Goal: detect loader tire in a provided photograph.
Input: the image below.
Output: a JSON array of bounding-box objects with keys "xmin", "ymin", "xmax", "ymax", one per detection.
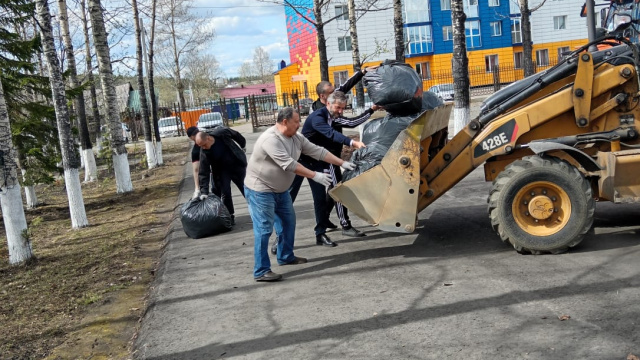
[{"xmin": 488, "ymin": 155, "xmax": 594, "ymax": 254}]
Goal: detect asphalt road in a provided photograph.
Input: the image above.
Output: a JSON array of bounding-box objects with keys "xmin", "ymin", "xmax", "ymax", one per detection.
[{"xmin": 134, "ymin": 118, "xmax": 640, "ymax": 360}]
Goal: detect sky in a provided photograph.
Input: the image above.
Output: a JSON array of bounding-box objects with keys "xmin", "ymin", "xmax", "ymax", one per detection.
[{"xmin": 194, "ymin": 0, "xmax": 291, "ymax": 79}]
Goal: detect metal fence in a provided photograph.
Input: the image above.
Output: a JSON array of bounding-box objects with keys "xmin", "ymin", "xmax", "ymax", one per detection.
[
  {"xmin": 122, "ymin": 61, "xmax": 564, "ymax": 136},
  {"xmin": 425, "ymin": 60, "xmax": 560, "ymax": 96}
]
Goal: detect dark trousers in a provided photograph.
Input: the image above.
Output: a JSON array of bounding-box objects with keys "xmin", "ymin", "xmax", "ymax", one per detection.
[
  {"xmin": 289, "ymin": 158, "xmax": 351, "ymax": 236},
  {"xmin": 199, "ymin": 154, "xmax": 245, "ymax": 215},
  {"xmin": 218, "ymin": 167, "xmax": 246, "ymax": 216}
]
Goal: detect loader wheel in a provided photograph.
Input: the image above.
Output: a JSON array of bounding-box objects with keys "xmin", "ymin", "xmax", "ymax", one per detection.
[{"xmin": 488, "ymin": 156, "xmax": 594, "ymax": 254}]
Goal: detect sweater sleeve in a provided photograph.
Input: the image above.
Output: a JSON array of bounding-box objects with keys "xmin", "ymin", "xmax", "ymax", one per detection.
[{"xmin": 299, "ymin": 135, "xmax": 329, "ymax": 161}]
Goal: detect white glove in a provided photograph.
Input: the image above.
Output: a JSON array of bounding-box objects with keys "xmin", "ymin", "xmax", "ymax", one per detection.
[
  {"xmin": 341, "ymin": 161, "xmax": 356, "ymax": 171},
  {"xmin": 192, "ymin": 189, "xmax": 201, "ymax": 200},
  {"xmin": 199, "ymin": 194, "xmax": 208, "ymax": 201},
  {"xmin": 311, "ymin": 171, "xmax": 332, "ymax": 187}
]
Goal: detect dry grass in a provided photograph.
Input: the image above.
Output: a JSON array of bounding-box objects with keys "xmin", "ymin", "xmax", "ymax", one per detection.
[{"xmin": 0, "ymin": 137, "xmax": 190, "ymax": 359}]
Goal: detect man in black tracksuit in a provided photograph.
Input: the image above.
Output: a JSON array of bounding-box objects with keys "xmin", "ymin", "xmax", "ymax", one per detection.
[
  {"xmin": 301, "ymin": 67, "xmax": 379, "ymax": 236},
  {"xmin": 195, "ymin": 127, "xmax": 247, "ymax": 225}
]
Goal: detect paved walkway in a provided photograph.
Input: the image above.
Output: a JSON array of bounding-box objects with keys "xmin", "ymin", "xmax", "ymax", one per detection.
[{"xmin": 133, "ymin": 105, "xmax": 640, "ymax": 359}]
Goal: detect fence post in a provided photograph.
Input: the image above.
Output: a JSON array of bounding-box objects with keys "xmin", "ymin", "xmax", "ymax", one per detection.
[
  {"xmin": 243, "ymin": 97, "xmax": 249, "ymax": 122},
  {"xmin": 249, "ymin": 95, "xmax": 258, "ymax": 129},
  {"xmin": 221, "ymin": 98, "xmax": 229, "ymax": 127},
  {"xmin": 493, "ymin": 65, "xmax": 501, "ymax": 92}
]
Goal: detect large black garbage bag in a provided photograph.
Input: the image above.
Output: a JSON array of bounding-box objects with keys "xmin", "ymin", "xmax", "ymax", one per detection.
[
  {"xmin": 180, "ymin": 195, "xmax": 232, "ymax": 239},
  {"xmin": 363, "ymin": 60, "xmax": 423, "ymax": 115},
  {"xmin": 343, "ymin": 93, "xmax": 444, "ymax": 181}
]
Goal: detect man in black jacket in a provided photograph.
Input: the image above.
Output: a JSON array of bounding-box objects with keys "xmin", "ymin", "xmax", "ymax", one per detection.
[{"xmin": 195, "ymin": 127, "xmax": 247, "ymax": 225}]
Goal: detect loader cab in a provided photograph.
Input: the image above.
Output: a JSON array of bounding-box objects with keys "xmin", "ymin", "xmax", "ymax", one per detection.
[{"xmin": 601, "ymin": 0, "xmax": 640, "ymax": 41}]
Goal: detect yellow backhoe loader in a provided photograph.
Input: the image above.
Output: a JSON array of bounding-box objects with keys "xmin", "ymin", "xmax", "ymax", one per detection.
[{"xmin": 330, "ymin": 27, "xmax": 640, "ymax": 254}]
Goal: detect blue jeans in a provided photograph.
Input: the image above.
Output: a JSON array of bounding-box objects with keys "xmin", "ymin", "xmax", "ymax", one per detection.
[{"xmin": 245, "ymin": 186, "xmax": 297, "ymax": 278}]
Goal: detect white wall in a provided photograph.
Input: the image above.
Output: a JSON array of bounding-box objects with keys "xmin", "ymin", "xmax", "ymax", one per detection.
[{"xmin": 322, "ymin": 0, "xmax": 396, "ymax": 68}]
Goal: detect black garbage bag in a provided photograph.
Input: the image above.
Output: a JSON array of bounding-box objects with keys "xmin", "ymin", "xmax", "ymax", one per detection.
[
  {"xmin": 363, "ymin": 60, "xmax": 423, "ymax": 115},
  {"xmin": 343, "ymin": 93, "xmax": 444, "ymax": 181},
  {"xmin": 180, "ymin": 195, "xmax": 233, "ymax": 239}
]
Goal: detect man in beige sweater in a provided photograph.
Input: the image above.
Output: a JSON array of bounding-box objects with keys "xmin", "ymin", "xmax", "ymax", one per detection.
[{"xmin": 245, "ymin": 107, "xmax": 355, "ymax": 282}]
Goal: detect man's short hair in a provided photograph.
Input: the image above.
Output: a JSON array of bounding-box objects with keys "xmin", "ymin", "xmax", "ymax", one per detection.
[
  {"xmin": 327, "ymin": 91, "xmax": 347, "ymax": 105},
  {"xmin": 195, "ymin": 131, "xmax": 210, "ymax": 143},
  {"xmin": 186, "ymin": 126, "xmax": 199, "ymax": 138},
  {"xmin": 276, "ymin": 107, "xmax": 299, "ymax": 123},
  {"xmin": 316, "ymin": 81, "xmax": 332, "ymax": 96}
]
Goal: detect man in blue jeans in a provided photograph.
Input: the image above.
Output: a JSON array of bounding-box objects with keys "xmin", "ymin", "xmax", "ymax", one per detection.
[{"xmin": 245, "ymin": 107, "xmax": 355, "ymax": 282}]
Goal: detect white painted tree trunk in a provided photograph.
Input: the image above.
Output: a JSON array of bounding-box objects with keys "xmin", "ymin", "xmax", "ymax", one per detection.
[
  {"xmin": 21, "ymin": 169, "xmax": 38, "ymax": 208},
  {"xmin": 155, "ymin": 142, "xmax": 164, "ymax": 165},
  {"xmin": 113, "ymin": 153, "xmax": 133, "ymax": 193},
  {"xmin": 145, "ymin": 141, "xmax": 158, "ymax": 168},
  {"xmin": 64, "ymin": 169, "xmax": 89, "ymax": 228},
  {"xmin": 95, "ymin": 134, "xmax": 103, "ymax": 151},
  {"xmin": 83, "ymin": 148, "xmax": 98, "ymax": 182},
  {"xmin": 453, "ymin": 107, "xmax": 471, "ymax": 136},
  {"xmin": 36, "ymin": 0, "xmax": 89, "ymax": 228},
  {"xmin": 0, "ymin": 77, "xmax": 32, "ymax": 263},
  {"xmin": 1, "ymin": 186, "xmax": 31, "ymax": 264},
  {"xmin": 88, "ymin": 0, "xmax": 133, "ymax": 193}
]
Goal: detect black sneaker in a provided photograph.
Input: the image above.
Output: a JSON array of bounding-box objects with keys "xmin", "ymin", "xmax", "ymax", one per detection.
[{"xmin": 342, "ymin": 227, "xmax": 366, "ymax": 237}]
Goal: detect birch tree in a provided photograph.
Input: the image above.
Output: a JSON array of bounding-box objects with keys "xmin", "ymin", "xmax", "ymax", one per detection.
[
  {"xmin": 264, "ymin": 0, "xmax": 389, "ymax": 81},
  {"xmin": 393, "ymin": 0, "xmax": 404, "ymax": 62},
  {"xmin": 156, "ymin": 0, "xmax": 214, "ymax": 111},
  {"xmin": 79, "ymin": 0, "xmax": 103, "ymax": 151},
  {"xmin": 253, "ymin": 47, "xmax": 274, "ymax": 83},
  {"xmin": 57, "ymin": 0, "xmax": 97, "ymax": 182},
  {"xmin": 132, "ymin": 0, "xmax": 156, "ymax": 168},
  {"xmin": 518, "ymin": 0, "xmax": 548, "ymax": 77},
  {"xmin": 147, "ymin": 0, "xmax": 163, "ymax": 165},
  {"xmin": 347, "ymin": 0, "xmax": 365, "ymax": 109},
  {"xmin": 88, "ymin": 0, "xmax": 134, "ymax": 193},
  {"xmin": 184, "ymin": 53, "xmax": 220, "ymax": 99},
  {"xmin": 35, "ymin": 0, "xmax": 89, "ymax": 228},
  {"xmin": 0, "ymin": 80, "xmax": 32, "ymax": 264},
  {"xmin": 451, "ymin": 0, "xmax": 471, "ymax": 135}
]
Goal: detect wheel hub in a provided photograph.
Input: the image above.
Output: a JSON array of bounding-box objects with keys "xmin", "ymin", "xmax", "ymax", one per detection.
[{"xmin": 528, "ymin": 195, "xmax": 554, "ymax": 220}]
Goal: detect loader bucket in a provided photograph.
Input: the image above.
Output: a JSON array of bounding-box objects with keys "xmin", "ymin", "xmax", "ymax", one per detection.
[{"xmin": 329, "ymin": 104, "xmax": 452, "ymax": 233}]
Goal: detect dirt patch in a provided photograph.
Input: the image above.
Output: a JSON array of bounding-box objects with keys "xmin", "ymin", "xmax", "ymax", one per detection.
[{"xmin": 0, "ymin": 137, "xmax": 190, "ymax": 359}]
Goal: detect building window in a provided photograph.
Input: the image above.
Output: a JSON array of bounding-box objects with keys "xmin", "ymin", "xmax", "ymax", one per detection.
[
  {"xmin": 335, "ymin": 5, "xmax": 348, "ymax": 20},
  {"xmin": 489, "ymin": 0, "xmax": 499, "ymax": 6},
  {"xmin": 403, "ymin": 0, "xmax": 430, "ymax": 23},
  {"xmin": 536, "ymin": 49, "xmax": 550, "ymax": 67},
  {"xmin": 338, "ymin": 36, "xmax": 352, "ymax": 52},
  {"xmin": 333, "ymin": 71, "xmax": 349, "ymax": 87},
  {"xmin": 465, "ymin": 20, "xmax": 481, "ymax": 49},
  {"xmin": 415, "ymin": 62, "xmax": 431, "ymax": 80},
  {"xmin": 554, "ymin": 15, "xmax": 567, "ymax": 30},
  {"xmin": 514, "ymin": 52, "xmax": 523, "ymax": 69},
  {"xmin": 464, "ymin": 0, "xmax": 478, "ymax": 17},
  {"xmin": 557, "ymin": 46, "xmax": 571, "ymax": 61},
  {"xmin": 490, "ymin": 21, "xmax": 502, "ymax": 36},
  {"xmin": 441, "ymin": 0, "xmax": 451, "ymax": 10},
  {"xmin": 443, "ymin": 26, "xmax": 453, "ymax": 41},
  {"xmin": 485, "ymin": 54, "xmax": 499, "ymax": 72},
  {"xmin": 404, "ymin": 25, "xmax": 433, "ymax": 55},
  {"xmin": 511, "ymin": 18, "xmax": 522, "ymax": 44}
]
